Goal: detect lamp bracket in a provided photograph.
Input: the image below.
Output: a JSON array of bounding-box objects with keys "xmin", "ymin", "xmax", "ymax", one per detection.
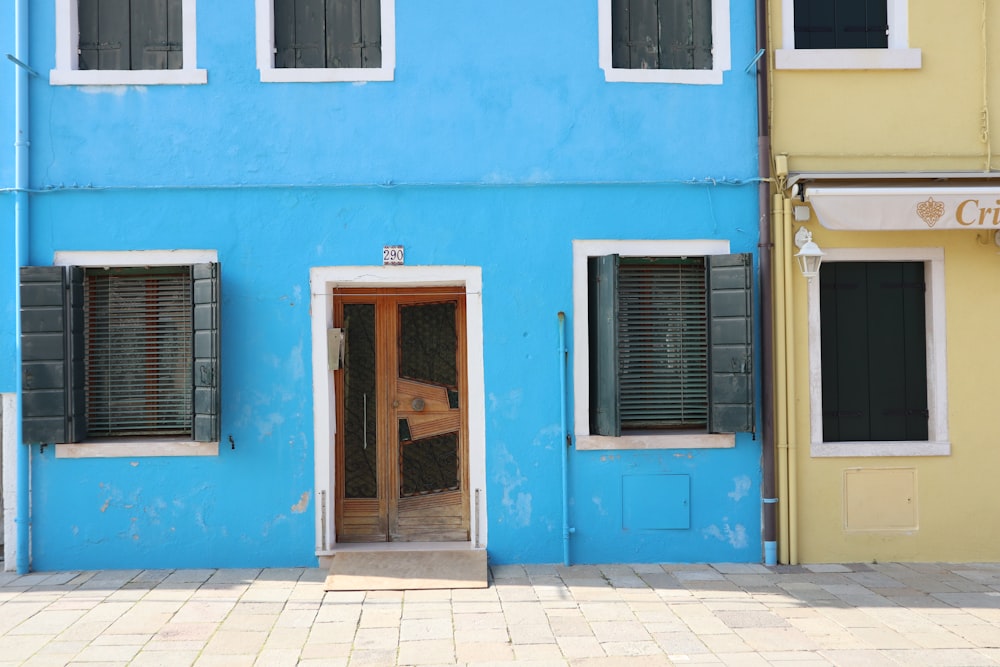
[{"xmin": 794, "ymin": 226, "xmax": 813, "ymax": 249}]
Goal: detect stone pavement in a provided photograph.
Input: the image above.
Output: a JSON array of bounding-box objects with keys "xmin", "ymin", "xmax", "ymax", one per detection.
[{"xmin": 1, "ymin": 562, "xmax": 1000, "ymax": 666}]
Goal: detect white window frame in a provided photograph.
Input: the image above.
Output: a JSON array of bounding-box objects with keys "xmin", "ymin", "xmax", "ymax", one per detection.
[
  {"xmin": 573, "ymin": 239, "xmax": 736, "ymax": 450},
  {"xmin": 775, "ymin": 0, "xmax": 921, "ymax": 70},
  {"xmin": 255, "ymin": 0, "xmax": 396, "ymax": 83},
  {"xmin": 309, "ymin": 265, "xmax": 486, "ymax": 555},
  {"xmin": 51, "ymin": 0, "xmax": 207, "ymax": 86},
  {"xmin": 51, "ymin": 249, "xmax": 219, "ymax": 458},
  {"xmin": 808, "ymin": 247, "xmax": 949, "ymax": 457},
  {"xmin": 597, "ymin": 0, "xmax": 731, "ymax": 85}
]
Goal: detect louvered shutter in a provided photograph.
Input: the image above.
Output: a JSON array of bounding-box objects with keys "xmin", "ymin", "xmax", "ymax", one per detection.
[
  {"xmin": 588, "ymin": 255, "xmax": 621, "ymax": 437},
  {"xmin": 21, "ymin": 266, "xmax": 86, "ymax": 444},
  {"xmin": 618, "ymin": 258, "xmax": 708, "ymax": 430},
  {"xmin": 192, "ymin": 263, "xmax": 221, "ymax": 442},
  {"xmin": 707, "ymin": 253, "xmax": 754, "ymax": 433}
]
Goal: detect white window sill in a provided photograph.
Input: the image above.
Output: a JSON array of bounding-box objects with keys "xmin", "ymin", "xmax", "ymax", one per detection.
[
  {"xmin": 810, "ymin": 440, "xmax": 950, "ymax": 458},
  {"xmin": 775, "ymin": 48, "xmax": 921, "ymax": 70},
  {"xmin": 601, "ymin": 67, "xmax": 723, "ymax": 85},
  {"xmin": 259, "ymin": 67, "xmax": 393, "ymax": 83},
  {"xmin": 576, "ymin": 433, "xmax": 735, "ymax": 451},
  {"xmin": 56, "ymin": 439, "xmax": 219, "ymax": 459},
  {"xmin": 50, "ymin": 69, "xmax": 208, "ymax": 86}
]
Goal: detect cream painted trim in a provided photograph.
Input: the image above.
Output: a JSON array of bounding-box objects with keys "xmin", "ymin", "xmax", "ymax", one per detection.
[
  {"xmin": 597, "ymin": 0, "xmax": 730, "ymax": 84},
  {"xmin": 51, "ymin": 0, "xmax": 206, "ymax": 86},
  {"xmin": 572, "ymin": 239, "xmax": 732, "ymax": 450},
  {"xmin": 309, "ymin": 266, "xmax": 486, "ymax": 555},
  {"xmin": 56, "ymin": 440, "xmax": 218, "ymax": 458},
  {"xmin": 776, "ymin": 0, "xmax": 920, "ymax": 70},
  {"xmin": 255, "ymin": 0, "xmax": 396, "ymax": 82},
  {"xmin": 576, "ymin": 433, "xmax": 734, "ymax": 450},
  {"xmin": 51, "ymin": 249, "xmax": 220, "ymax": 457},
  {"xmin": 775, "ymin": 48, "xmax": 920, "ymax": 70},
  {"xmin": 2, "ymin": 393, "xmax": 16, "ymax": 570},
  {"xmin": 54, "ymin": 249, "xmax": 217, "ymax": 267},
  {"xmin": 807, "ymin": 247, "xmax": 950, "ymax": 457}
]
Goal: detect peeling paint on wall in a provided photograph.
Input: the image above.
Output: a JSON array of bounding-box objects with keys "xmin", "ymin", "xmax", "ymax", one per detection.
[
  {"xmin": 728, "ymin": 476, "xmax": 751, "ymax": 502},
  {"xmin": 704, "ymin": 521, "xmax": 748, "ymax": 549},
  {"xmin": 291, "ymin": 492, "xmax": 310, "ymax": 514}
]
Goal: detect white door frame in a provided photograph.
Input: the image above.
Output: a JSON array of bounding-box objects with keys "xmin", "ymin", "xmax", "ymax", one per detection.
[{"xmin": 309, "ymin": 266, "xmax": 487, "ymax": 556}]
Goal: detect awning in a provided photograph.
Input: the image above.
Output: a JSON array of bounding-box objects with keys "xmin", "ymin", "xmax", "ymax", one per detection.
[{"xmin": 805, "ymin": 186, "xmax": 1000, "ymax": 231}]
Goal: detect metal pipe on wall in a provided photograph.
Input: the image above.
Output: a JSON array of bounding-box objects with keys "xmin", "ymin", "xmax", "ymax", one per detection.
[
  {"xmin": 14, "ymin": 0, "xmax": 32, "ymax": 575},
  {"xmin": 782, "ymin": 197, "xmax": 800, "ymax": 565},
  {"xmin": 558, "ymin": 312, "xmax": 574, "ymax": 566},
  {"xmin": 754, "ymin": 0, "xmax": 777, "ymax": 566},
  {"xmin": 772, "ymin": 194, "xmax": 791, "ymax": 565}
]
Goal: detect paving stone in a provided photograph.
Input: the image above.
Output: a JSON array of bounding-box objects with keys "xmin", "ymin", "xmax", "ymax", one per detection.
[
  {"xmin": 399, "ymin": 617, "xmax": 454, "ymax": 641},
  {"xmin": 397, "ymin": 638, "xmax": 456, "ymax": 664},
  {"xmin": 456, "ymin": 640, "xmax": 516, "ymax": 662}
]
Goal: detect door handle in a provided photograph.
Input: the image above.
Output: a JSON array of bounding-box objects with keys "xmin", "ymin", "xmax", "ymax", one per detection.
[{"xmin": 411, "ymin": 398, "xmax": 426, "ymax": 411}]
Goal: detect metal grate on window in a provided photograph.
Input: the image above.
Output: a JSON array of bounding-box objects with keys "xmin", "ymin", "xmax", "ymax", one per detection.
[
  {"xmin": 84, "ymin": 267, "xmax": 193, "ymax": 437},
  {"xmin": 618, "ymin": 258, "xmax": 708, "ymax": 430}
]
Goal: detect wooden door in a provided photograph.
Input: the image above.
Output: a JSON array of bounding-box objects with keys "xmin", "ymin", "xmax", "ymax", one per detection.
[{"xmin": 334, "ymin": 288, "xmax": 470, "ymax": 543}]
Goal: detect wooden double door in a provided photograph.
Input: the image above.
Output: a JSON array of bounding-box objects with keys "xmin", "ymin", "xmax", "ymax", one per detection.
[{"xmin": 334, "ymin": 288, "xmax": 470, "ymax": 543}]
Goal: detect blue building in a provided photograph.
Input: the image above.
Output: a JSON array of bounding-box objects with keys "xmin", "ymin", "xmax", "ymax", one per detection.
[{"xmin": 2, "ymin": 0, "xmax": 763, "ymax": 572}]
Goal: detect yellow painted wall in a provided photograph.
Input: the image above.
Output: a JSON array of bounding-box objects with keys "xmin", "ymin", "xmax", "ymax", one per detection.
[
  {"xmin": 770, "ymin": 0, "xmax": 999, "ymax": 172},
  {"xmin": 769, "ymin": 0, "xmax": 1000, "ymax": 562},
  {"xmin": 786, "ymin": 224, "xmax": 1000, "ymax": 562}
]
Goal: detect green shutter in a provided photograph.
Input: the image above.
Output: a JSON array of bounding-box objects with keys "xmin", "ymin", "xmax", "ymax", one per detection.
[
  {"xmin": 192, "ymin": 263, "xmax": 221, "ymax": 442},
  {"xmin": 821, "ymin": 262, "xmax": 926, "ymax": 442},
  {"xmin": 78, "ymin": 0, "xmax": 130, "ymax": 70},
  {"xmin": 274, "ymin": 0, "xmax": 298, "ymax": 67},
  {"xmin": 661, "ymin": 0, "xmax": 713, "ymax": 70},
  {"xmin": 588, "ymin": 255, "xmax": 620, "ymax": 437},
  {"xmin": 611, "ymin": 0, "xmax": 712, "ymax": 70},
  {"xmin": 21, "ymin": 266, "xmax": 86, "ymax": 445},
  {"xmin": 794, "ymin": 0, "xmax": 888, "ymax": 49},
  {"xmin": 328, "ymin": 0, "xmax": 382, "ymax": 68},
  {"xmin": 132, "ymin": 0, "xmax": 180, "ymax": 70},
  {"xmin": 706, "ymin": 254, "xmax": 754, "ymax": 434}
]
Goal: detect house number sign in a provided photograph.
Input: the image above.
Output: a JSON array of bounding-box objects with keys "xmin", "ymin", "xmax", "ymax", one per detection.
[{"xmin": 383, "ymin": 245, "xmax": 404, "ymax": 265}]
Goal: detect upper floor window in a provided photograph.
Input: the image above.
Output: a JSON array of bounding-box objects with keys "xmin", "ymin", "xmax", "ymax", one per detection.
[
  {"xmin": 776, "ymin": 0, "xmax": 921, "ymax": 70},
  {"xmin": 256, "ymin": 0, "xmax": 396, "ymax": 82},
  {"xmin": 793, "ymin": 0, "xmax": 887, "ymax": 49},
  {"xmin": 51, "ymin": 0, "xmax": 207, "ymax": 85},
  {"xmin": 598, "ymin": 0, "xmax": 731, "ymax": 84}
]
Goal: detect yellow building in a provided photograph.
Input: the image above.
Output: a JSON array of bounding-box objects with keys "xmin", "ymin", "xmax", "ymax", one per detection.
[{"xmin": 766, "ymin": 0, "xmax": 1000, "ymax": 563}]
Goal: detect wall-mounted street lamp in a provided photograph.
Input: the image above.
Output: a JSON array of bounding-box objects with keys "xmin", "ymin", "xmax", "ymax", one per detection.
[{"xmin": 793, "ymin": 227, "xmax": 824, "ymax": 280}]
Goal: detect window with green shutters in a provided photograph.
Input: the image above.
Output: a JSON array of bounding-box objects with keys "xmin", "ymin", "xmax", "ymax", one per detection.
[
  {"xmin": 819, "ymin": 261, "xmax": 928, "ymax": 442},
  {"xmin": 793, "ymin": 0, "xmax": 888, "ymax": 49},
  {"xmin": 20, "ymin": 264, "xmax": 220, "ymax": 445},
  {"xmin": 588, "ymin": 253, "xmax": 754, "ymax": 437},
  {"xmin": 273, "ymin": 0, "xmax": 382, "ymax": 69},
  {"xmin": 611, "ymin": 0, "xmax": 713, "ymax": 70},
  {"xmin": 78, "ymin": 0, "xmax": 184, "ymax": 70}
]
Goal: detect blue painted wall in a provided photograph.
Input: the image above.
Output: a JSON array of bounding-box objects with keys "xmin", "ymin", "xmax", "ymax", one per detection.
[{"xmin": 3, "ymin": 1, "xmax": 762, "ymax": 569}]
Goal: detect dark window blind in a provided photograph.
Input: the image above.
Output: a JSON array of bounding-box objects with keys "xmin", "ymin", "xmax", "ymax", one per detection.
[
  {"xmin": 84, "ymin": 267, "xmax": 193, "ymax": 437},
  {"xmin": 618, "ymin": 259, "xmax": 708, "ymax": 430}
]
